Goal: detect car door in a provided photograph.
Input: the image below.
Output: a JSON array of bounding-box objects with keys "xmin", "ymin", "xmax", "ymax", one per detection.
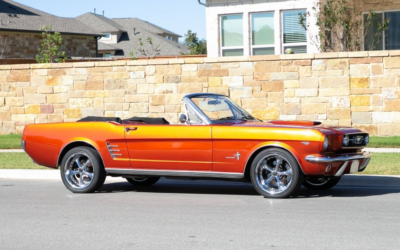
[{"xmin": 125, "ymin": 124, "xmax": 212, "ymax": 171}]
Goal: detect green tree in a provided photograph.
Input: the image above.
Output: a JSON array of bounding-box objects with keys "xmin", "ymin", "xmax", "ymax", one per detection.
[
  {"xmin": 35, "ymin": 25, "xmax": 67, "ymax": 63},
  {"xmin": 184, "ymin": 30, "xmax": 207, "ymax": 55},
  {"xmin": 299, "ymin": 0, "xmax": 389, "ymax": 52}
]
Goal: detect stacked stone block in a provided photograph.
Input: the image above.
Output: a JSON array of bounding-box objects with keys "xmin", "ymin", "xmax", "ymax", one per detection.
[{"xmin": 1, "ymin": 51, "xmax": 400, "ymax": 135}]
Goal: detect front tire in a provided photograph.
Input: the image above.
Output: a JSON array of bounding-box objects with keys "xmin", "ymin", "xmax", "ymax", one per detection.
[
  {"xmin": 60, "ymin": 146, "xmax": 106, "ymax": 193},
  {"xmin": 303, "ymin": 177, "xmax": 341, "ymax": 190},
  {"xmin": 126, "ymin": 177, "xmax": 160, "ymax": 186},
  {"xmin": 250, "ymin": 148, "xmax": 303, "ymax": 198}
]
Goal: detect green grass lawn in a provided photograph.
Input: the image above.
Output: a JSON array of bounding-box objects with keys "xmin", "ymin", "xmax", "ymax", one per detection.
[
  {"xmin": 0, "ymin": 153, "xmax": 49, "ymax": 170},
  {"xmin": 0, "ymin": 134, "xmax": 22, "ymax": 149},
  {"xmin": 357, "ymin": 153, "xmax": 400, "ymax": 176},
  {"xmin": 368, "ymin": 136, "xmax": 400, "ymax": 148},
  {"xmin": 0, "ymin": 152, "xmax": 399, "ymax": 175}
]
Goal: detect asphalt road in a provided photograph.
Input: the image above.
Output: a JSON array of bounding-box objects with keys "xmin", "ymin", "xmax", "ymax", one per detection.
[{"xmin": 1, "ymin": 178, "xmax": 400, "ymax": 250}]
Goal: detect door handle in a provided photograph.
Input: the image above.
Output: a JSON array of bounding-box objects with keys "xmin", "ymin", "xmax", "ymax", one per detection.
[{"xmin": 125, "ymin": 127, "xmax": 138, "ymax": 133}]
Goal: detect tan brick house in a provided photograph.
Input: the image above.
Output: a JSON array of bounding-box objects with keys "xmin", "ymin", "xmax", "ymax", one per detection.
[{"xmin": 0, "ymin": 0, "xmax": 103, "ymax": 59}]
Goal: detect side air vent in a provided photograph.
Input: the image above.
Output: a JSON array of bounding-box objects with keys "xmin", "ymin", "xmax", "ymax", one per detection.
[{"xmin": 107, "ymin": 142, "xmax": 121, "ymax": 159}]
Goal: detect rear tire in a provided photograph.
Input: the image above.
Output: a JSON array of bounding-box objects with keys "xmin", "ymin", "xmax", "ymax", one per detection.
[
  {"xmin": 303, "ymin": 177, "xmax": 341, "ymax": 190},
  {"xmin": 126, "ymin": 177, "xmax": 160, "ymax": 186},
  {"xmin": 60, "ymin": 146, "xmax": 106, "ymax": 193},
  {"xmin": 250, "ymin": 148, "xmax": 303, "ymax": 198}
]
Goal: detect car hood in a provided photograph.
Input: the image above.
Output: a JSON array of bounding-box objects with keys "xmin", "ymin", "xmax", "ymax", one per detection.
[{"xmin": 218, "ymin": 120, "xmax": 365, "ymax": 135}]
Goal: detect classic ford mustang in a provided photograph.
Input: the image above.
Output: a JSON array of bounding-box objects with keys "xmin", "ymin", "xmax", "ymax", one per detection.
[{"xmin": 21, "ymin": 93, "xmax": 371, "ymax": 198}]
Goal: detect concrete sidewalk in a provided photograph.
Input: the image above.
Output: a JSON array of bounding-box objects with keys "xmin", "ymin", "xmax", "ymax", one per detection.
[
  {"xmin": 0, "ymin": 169, "xmax": 399, "ymax": 188},
  {"xmin": 2, "ymin": 148, "xmax": 400, "ymax": 153}
]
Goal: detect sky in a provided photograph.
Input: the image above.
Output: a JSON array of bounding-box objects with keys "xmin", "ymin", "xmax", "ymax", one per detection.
[{"xmin": 14, "ymin": 0, "xmax": 207, "ymax": 41}]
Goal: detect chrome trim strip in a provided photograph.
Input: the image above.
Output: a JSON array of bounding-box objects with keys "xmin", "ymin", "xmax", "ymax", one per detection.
[
  {"xmin": 105, "ymin": 169, "xmax": 244, "ymax": 179},
  {"xmin": 57, "ymin": 141, "xmax": 105, "ymax": 168},
  {"xmin": 335, "ymin": 161, "xmax": 349, "ymax": 177},
  {"xmin": 305, "ymin": 152, "xmax": 372, "ymax": 163}
]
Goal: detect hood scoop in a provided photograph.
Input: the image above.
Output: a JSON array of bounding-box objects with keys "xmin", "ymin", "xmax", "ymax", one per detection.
[{"xmin": 268, "ymin": 120, "xmax": 322, "ymax": 126}]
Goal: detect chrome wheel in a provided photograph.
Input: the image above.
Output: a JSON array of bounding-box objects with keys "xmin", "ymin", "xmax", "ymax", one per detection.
[
  {"xmin": 64, "ymin": 153, "xmax": 94, "ymax": 190},
  {"xmin": 255, "ymin": 153, "xmax": 293, "ymax": 195}
]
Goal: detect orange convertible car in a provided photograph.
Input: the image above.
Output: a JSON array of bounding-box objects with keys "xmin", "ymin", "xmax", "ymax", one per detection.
[{"xmin": 22, "ymin": 93, "xmax": 371, "ymax": 198}]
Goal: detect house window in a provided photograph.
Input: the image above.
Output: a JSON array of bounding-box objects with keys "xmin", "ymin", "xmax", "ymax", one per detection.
[
  {"xmin": 251, "ymin": 12, "xmax": 275, "ymax": 55},
  {"xmin": 282, "ymin": 10, "xmax": 307, "ymax": 54},
  {"xmin": 105, "ymin": 53, "xmax": 111, "ymax": 58},
  {"xmin": 221, "ymin": 14, "xmax": 244, "ymax": 56},
  {"xmin": 365, "ymin": 11, "xmax": 400, "ymax": 50}
]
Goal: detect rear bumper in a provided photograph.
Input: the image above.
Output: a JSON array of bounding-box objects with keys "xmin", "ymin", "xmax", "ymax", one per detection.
[{"xmin": 305, "ymin": 152, "xmax": 372, "ymax": 176}]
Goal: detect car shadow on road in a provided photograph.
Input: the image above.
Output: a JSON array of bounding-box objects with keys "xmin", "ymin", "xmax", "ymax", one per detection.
[
  {"xmin": 99, "ymin": 179, "xmax": 260, "ymax": 196},
  {"xmin": 98, "ymin": 178, "xmax": 400, "ymax": 198}
]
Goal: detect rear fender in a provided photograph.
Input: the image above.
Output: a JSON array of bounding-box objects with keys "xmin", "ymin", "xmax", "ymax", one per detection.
[{"xmin": 57, "ymin": 138, "xmax": 104, "ymax": 168}]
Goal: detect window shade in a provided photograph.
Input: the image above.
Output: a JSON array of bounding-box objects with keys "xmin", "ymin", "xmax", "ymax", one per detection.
[
  {"xmin": 252, "ymin": 13, "xmax": 274, "ymax": 45},
  {"xmin": 283, "ymin": 10, "xmax": 307, "ymax": 44},
  {"xmin": 385, "ymin": 12, "xmax": 400, "ymax": 50},
  {"xmin": 221, "ymin": 15, "xmax": 243, "ymax": 47}
]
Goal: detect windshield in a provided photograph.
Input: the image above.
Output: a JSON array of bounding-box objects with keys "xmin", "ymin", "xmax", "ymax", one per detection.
[{"xmin": 190, "ymin": 95, "xmax": 259, "ymax": 123}]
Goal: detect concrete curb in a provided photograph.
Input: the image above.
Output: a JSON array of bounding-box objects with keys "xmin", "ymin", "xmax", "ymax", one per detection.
[
  {"xmin": 0, "ymin": 149, "xmax": 24, "ymax": 153},
  {"xmin": 1, "ymin": 170, "xmax": 399, "ymax": 188},
  {"xmin": 363, "ymin": 148, "xmax": 400, "ymax": 153}
]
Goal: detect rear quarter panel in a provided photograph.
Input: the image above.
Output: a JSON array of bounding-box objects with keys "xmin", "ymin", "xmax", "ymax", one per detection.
[{"xmin": 22, "ymin": 122, "xmax": 126, "ymax": 169}]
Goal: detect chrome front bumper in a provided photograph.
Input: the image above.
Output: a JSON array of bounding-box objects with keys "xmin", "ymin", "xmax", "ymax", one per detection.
[{"xmin": 305, "ymin": 152, "xmax": 372, "ymax": 176}]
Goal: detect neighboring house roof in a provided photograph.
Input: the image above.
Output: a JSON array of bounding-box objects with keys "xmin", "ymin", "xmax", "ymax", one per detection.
[
  {"xmin": 77, "ymin": 15, "xmax": 188, "ymax": 57},
  {"xmin": 0, "ymin": 0, "xmax": 103, "ymax": 36},
  {"xmin": 75, "ymin": 13, "xmax": 127, "ymax": 33},
  {"xmin": 98, "ymin": 43, "xmax": 119, "ymax": 51},
  {"xmin": 114, "ymin": 18, "xmax": 181, "ymax": 37}
]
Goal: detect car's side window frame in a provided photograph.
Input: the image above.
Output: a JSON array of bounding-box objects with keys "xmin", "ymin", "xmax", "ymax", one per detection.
[
  {"xmin": 184, "ymin": 105, "xmax": 204, "ymax": 125},
  {"xmin": 182, "ymin": 97, "xmax": 212, "ymax": 125}
]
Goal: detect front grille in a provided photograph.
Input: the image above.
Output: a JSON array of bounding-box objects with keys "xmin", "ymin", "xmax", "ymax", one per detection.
[{"xmin": 343, "ymin": 133, "xmax": 368, "ymax": 147}]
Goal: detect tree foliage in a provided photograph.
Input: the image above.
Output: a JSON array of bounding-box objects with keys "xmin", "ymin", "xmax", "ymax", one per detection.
[
  {"xmin": 35, "ymin": 25, "xmax": 67, "ymax": 63},
  {"xmin": 184, "ymin": 30, "xmax": 207, "ymax": 55},
  {"xmin": 130, "ymin": 37, "xmax": 161, "ymax": 59},
  {"xmin": 299, "ymin": 0, "xmax": 389, "ymax": 52}
]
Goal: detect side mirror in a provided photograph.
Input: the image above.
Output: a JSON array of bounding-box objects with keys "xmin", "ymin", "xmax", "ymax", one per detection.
[{"xmin": 179, "ymin": 114, "xmax": 187, "ymax": 124}]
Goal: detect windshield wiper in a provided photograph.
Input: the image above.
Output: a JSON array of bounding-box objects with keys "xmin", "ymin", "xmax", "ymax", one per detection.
[
  {"xmin": 216, "ymin": 117, "xmax": 235, "ymax": 121},
  {"xmin": 241, "ymin": 116, "xmax": 260, "ymax": 121}
]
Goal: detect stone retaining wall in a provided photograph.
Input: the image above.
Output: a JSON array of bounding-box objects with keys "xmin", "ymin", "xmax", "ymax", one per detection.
[{"xmin": 1, "ymin": 51, "xmax": 400, "ymax": 135}]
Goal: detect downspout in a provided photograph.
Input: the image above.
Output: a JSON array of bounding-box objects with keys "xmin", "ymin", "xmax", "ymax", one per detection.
[{"xmin": 197, "ymin": 0, "xmax": 206, "ymax": 6}]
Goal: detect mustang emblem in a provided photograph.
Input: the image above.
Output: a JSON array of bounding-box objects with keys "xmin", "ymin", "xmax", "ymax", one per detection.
[
  {"xmin": 226, "ymin": 152, "xmax": 241, "ymax": 161},
  {"xmin": 355, "ymin": 136, "xmax": 364, "ymax": 145}
]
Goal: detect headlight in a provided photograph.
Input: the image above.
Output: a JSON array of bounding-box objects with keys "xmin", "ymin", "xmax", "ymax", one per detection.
[
  {"xmin": 323, "ymin": 137, "xmax": 329, "ymax": 151},
  {"xmin": 364, "ymin": 135, "xmax": 369, "ymax": 145},
  {"xmin": 343, "ymin": 135, "xmax": 349, "ymax": 146}
]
